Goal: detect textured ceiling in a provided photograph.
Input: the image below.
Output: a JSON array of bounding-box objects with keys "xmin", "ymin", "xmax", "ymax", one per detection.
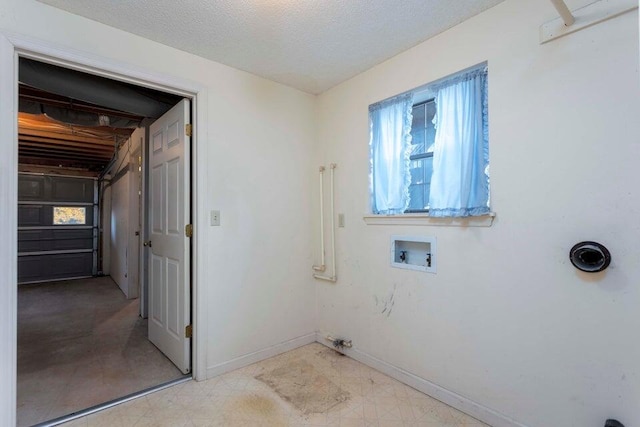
[{"xmin": 37, "ymin": 0, "xmax": 506, "ymax": 94}]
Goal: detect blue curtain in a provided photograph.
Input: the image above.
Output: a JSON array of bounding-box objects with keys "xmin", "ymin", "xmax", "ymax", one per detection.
[
  {"xmin": 429, "ymin": 68, "xmax": 489, "ymax": 217},
  {"xmin": 369, "ymin": 93, "xmax": 414, "ymax": 214}
]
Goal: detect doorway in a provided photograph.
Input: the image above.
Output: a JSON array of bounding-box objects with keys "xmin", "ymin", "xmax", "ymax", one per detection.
[{"xmin": 0, "ymin": 36, "xmax": 204, "ymax": 425}]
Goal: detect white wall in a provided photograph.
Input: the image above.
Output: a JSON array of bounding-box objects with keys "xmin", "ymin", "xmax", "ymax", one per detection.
[
  {"xmin": 108, "ymin": 128, "xmax": 143, "ymax": 299},
  {"xmin": 315, "ymin": 1, "xmax": 640, "ymax": 426},
  {"xmin": 1, "ymin": 0, "xmax": 317, "ymax": 384},
  {"xmin": 109, "ymin": 166, "xmax": 130, "ymax": 295}
]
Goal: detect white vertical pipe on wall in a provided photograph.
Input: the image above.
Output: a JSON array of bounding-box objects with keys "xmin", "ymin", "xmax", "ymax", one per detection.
[
  {"xmin": 314, "ymin": 163, "xmax": 337, "ymax": 282},
  {"xmin": 329, "ymin": 163, "xmax": 336, "ymax": 278},
  {"xmin": 550, "ymin": 0, "xmax": 576, "ymax": 26},
  {"xmin": 312, "ymin": 166, "xmax": 326, "ymax": 272}
]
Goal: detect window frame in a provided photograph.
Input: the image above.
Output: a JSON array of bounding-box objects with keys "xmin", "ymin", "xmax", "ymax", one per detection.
[{"xmin": 52, "ymin": 206, "xmax": 88, "ymax": 226}]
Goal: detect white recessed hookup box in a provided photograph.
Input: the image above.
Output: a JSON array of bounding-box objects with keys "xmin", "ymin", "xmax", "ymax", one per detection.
[{"xmin": 391, "ymin": 235, "xmax": 436, "ymax": 273}]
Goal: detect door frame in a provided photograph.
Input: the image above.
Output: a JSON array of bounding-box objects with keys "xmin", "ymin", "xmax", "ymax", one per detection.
[{"xmin": 0, "ymin": 31, "xmax": 209, "ymax": 426}]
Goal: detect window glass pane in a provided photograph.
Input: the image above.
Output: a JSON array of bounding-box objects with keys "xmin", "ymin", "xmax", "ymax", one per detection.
[
  {"xmin": 410, "ymin": 104, "xmax": 426, "ymax": 156},
  {"xmin": 408, "ymin": 100, "xmax": 435, "ymax": 212},
  {"xmin": 53, "ymin": 207, "xmax": 86, "ymax": 225},
  {"xmin": 408, "ymin": 184, "xmax": 425, "ymax": 211},
  {"xmin": 425, "ymin": 101, "xmax": 436, "ymax": 153},
  {"xmin": 409, "ymin": 158, "xmax": 425, "ymax": 185},
  {"xmin": 411, "ymin": 102, "xmax": 425, "ymax": 129},
  {"xmin": 422, "ymin": 156, "xmax": 433, "ymax": 206},
  {"xmin": 407, "ymin": 155, "xmax": 434, "ymax": 211},
  {"xmin": 410, "ymin": 129, "xmax": 425, "ymax": 156}
]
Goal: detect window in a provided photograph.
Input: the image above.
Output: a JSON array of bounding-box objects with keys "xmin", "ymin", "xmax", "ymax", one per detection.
[
  {"xmin": 369, "ymin": 65, "xmax": 489, "ymax": 217},
  {"xmin": 53, "ymin": 206, "xmax": 87, "ymax": 225},
  {"xmin": 407, "ymin": 100, "xmax": 436, "ymax": 212}
]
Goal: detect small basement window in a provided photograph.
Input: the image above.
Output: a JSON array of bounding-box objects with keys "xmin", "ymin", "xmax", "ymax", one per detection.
[{"xmin": 53, "ymin": 206, "xmax": 87, "ymax": 225}]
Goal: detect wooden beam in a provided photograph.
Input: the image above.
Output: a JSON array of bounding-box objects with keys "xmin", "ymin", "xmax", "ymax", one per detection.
[
  {"xmin": 19, "ymin": 155, "xmax": 107, "ymax": 165},
  {"xmin": 19, "ymin": 136, "xmax": 115, "ymax": 152},
  {"xmin": 18, "ymin": 157, "xmax": 106, "ymax": 170},
  {"xmin": 18, "ymin": 164, "xmax": 101, "ymax": 177},
  {"xmin": 19, "ymin": 141, "xmax": 114, "ymax": 157},
  {"xmin": 18, "ymin": 128, "xmax": 117, "ymax": 146},
  {"xmin": 19, "ymin": 148, "xmax": 111, "ymax": 161}
]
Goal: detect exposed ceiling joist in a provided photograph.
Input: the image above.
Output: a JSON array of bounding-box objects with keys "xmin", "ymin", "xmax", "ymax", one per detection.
[
  {"xmin": 19, "ymin": 142, "xmax": 113, "ymax": 157},
  {"xmin": 19, "ymin": 128, "xmax": 118, "ymax": 146},
  {"xmin": 19, "ymin": 154, "xmax": 109, "ymax": 166},
  {"xmin": 18, "ymin": 163, "xmax": 102, "ymax": 178},
  {"xmin": 18, "ymin": 136, "xmax": 115, "ymax": 152},
  {"xmin": 19, "ymin": 147, "xmax": 111, "ymax": 161},
  {"xmin": 18, "ymin": 112, "xmax": 121, "ymax": 171}
]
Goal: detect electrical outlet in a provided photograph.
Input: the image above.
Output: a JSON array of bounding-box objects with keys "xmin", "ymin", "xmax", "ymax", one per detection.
[{"xmin": 210, "ymin": 210, "xmax": 220, "ymax": 226}]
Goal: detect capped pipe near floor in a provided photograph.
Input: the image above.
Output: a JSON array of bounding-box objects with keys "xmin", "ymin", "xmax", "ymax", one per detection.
[{"xmin": 325, "ymin": 334, "xmax": 352, "ymax": 349}]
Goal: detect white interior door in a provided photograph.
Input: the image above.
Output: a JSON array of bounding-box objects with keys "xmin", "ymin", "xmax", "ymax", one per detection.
[{"xmin": 148, "ymin": 99, "xmax": 191, "ymax": 374}]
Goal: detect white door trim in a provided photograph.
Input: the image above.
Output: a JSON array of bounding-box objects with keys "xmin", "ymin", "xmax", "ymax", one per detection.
[
  {"xmin": 0, "ymin": 31, "xmax": 209, "ymax": 426},
  {"xmin": 0, "ymin": 31, "xmax": 19, "ymax": 427}
]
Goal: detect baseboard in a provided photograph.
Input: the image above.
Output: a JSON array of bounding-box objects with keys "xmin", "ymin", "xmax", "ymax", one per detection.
[
  {"xmin": 206, "ymin": 332, "xmax": 316, "ymax": 378},
  {"xmin": 315, "ymin": 333, "xmax": 527, "ymax": 427}
]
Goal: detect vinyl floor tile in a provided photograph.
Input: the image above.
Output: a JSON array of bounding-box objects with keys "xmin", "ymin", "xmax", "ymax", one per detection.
[{"xmin": 61, "ymin": 343, "xmax": 490, "ymax": 427}]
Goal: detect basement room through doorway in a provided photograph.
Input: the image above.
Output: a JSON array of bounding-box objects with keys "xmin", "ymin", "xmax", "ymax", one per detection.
[{"xmin": 16, "ymin": 58, "xmax": 193, "ymax": 426}]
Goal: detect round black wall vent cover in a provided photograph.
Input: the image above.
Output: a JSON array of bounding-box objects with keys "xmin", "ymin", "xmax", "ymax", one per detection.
[{"xmin": 570, "ymin": 241, "xmax": 611, "ymax": 273}]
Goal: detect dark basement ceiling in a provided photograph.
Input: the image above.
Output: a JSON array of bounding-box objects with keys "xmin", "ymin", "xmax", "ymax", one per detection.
[{"xmin": 18, "ymin": 58, "xmax": 182, "ymax": 171}]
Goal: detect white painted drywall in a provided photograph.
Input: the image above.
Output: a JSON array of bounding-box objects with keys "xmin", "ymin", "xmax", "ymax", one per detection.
[
  {"xmin": 0, "ymin": 0, "xmax": 317, "ymax": 398},
  {"xmin": 315, "ymin": 1, "xmax": 640, "ymax": 426},
  {"xmin": 108, "ymin": 128, "xmax": 143, "ymax": 299},
  {"xmin": 109, "ymin": 166, "xmax": 130, "ymax": 296}
]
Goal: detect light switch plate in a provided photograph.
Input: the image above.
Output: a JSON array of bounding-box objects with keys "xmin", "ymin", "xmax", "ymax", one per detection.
[{"xmin": 210, "ymin": 210, "xmax": 221, "ymax": 226}]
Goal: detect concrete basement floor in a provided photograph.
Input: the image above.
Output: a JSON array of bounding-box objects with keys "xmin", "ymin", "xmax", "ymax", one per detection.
[
  {"xmin": 17, "ymin": 276, "xmax": 185, "ymax": 426},
  {"xmin": 59, "ymin": 343, "xmax": 489, "ymax": 427}
]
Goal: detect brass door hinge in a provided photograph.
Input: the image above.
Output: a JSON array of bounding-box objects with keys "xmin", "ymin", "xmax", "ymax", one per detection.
[
  {"xmin": 185, "ymin": 123, "xmax": 192, "ymax": 137},
  {"xmin": 185, "ymin": 324, "xmax": 193, "ymax": 338},
  {"xmin": 185, "ymin": 224, "xmax": 193, "ymax": 238}
]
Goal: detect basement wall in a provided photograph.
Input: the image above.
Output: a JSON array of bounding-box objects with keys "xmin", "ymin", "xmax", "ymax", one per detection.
[
  {"xmin": 314, "ymin": 0, "xmax": 640, "ymax": 426},
  {"xmin": 107, "ymin": 127, "xmax": 143, "ymax": 299},
  {"xmin": 109, "ymin": 168, "xmax": 130, "ymax": 295}
]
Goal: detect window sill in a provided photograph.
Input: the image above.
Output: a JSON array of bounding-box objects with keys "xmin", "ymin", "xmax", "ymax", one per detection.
[{"xmin": 362, "ymin": 212, "xmax": 495, "ymax": 227}]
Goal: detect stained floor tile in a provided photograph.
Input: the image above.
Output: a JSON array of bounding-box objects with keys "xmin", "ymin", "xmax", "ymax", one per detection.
[{"xmin": 61, "ymin": 343, "xmax": 489, "ymax": 427}]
